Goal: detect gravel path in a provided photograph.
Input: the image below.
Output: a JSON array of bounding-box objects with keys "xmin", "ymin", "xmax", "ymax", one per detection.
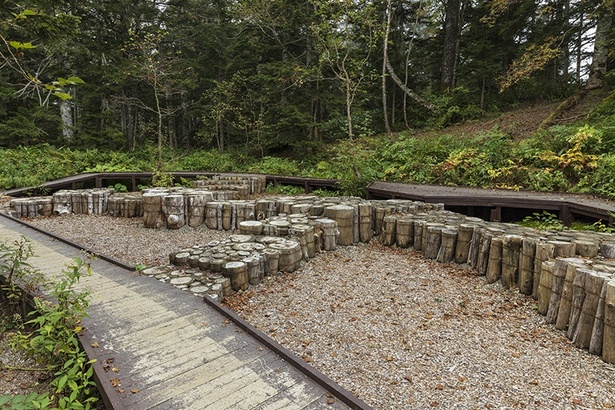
[{"xmin": 28, "ymin": 215, "xmax": 615, "ymax": 409}]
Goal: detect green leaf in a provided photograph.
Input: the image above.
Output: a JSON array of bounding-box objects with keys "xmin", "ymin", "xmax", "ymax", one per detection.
[
  {"xmin": 66, "ymin": 76, "xmax": 86, "ymax": 85},
  {"xmin": 53, "ymin": 91, "xmax": 72, "ymax": 100},
  {"xmin": 9, "ymin": 41, "xmax": 37, "ymax": 50}
]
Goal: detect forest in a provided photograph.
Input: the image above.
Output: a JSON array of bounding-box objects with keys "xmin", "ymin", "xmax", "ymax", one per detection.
[{"xmin": 0, "ymin": 0, "xmax": 614, "ymax": 196}]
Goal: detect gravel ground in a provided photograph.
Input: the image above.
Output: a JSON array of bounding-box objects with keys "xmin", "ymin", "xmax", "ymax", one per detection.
[{"xmin": 27, "ymin": 214, "xmax": 615, "ymax": 409}]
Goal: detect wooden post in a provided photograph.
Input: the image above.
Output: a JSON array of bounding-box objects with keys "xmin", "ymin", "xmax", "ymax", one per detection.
[
  {"xmin": 436, "ymin": 227, "xmax": 457, "ymax": 263},
  {"xmin": 224, "ymin": 261, "xmax": 249, "ymax": 291},
  {"xmin": 501, "ymin": 234, "xmax": 523, "ymax": 289},
  {"xmin": 455, "ymin": 224, "xmax": 474, "ymax": 264},
  {"xmin": 589, "ymin": 275, "xmax": 610, "ymax": 355},
  {"xmin": 573, "ymin": 270, "xmax": 605, "ymax": 350},
  {"xmin": 486, "ymin": 237, "xmax": 503, "ymax": 284},
  {"xmin": 519, "ymin": 237, "xmax": 537, "ymax": 295},
  {"xmin": 537, "ymin": 261, "xmax": 555, "ymax": 315},
  {"xmin": 533, "ymin": 242, "xmax": 554, "ymax": 300},
  {"xmin": 602, "ymin": 280, "xmax": 615, "ymax": 364},
  {"xmin": 380, "ymin": 215, "xmax": 397, "ymax": 247}
]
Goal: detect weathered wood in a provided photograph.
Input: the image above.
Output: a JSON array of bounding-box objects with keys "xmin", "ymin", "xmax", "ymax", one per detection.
[
  {"xmin": 486, "ymin": 237, "xmax": 503, "ymax": 284},
  {"xmin": 239, "ymin": 220, "xmax": 264, "ymax": 235},
  {"xmin": 455, "ymin": 224, "xmax": 474, "ymax": 264},
  {"xmin": 602, "ymin": 280, "xmax": 615, "ymax": 364},
  {"xmin": 546, "ymin": 258, "xmax": 569, "ymax": 324},
  {"xmin": 567, "ymin": 267, "xmax": 588, "ymax": 342},
  {"xmin": 600, "ymin": 242, "xmax": 615, "ymax": 259},
  {"xmin": 163, "ymin": 194, "xmax": 186, "ymax": 229},
  {"xmin": 537, "ymin": 261, "xmax": 555, "ymax": 315},
  {"xmin": 436, "ymin": 227, "xmax": 457, "ymax": 263},
  {"xmin": 263, "ymin": 248, "xmax": 280, "ymax": 275},
  {"xmin": 380, "ymin": 215, "xmax": 397, "ymax": 247},
  {"xmin": 373, "ymin": 206, "xmax": 390, "ymax": 237},
  {"xmin": 395, "ymin": 217, "xmax": 414, "ymax": 248},
  {"xmin": 467, "ymin": 227, "xmax": 483, "ymax": 269},
  {"xmin": 501, "ymin": 235, "xmax": 523, "ymax": 289},
  {"xmin": 324, "ymin": 205, "xmax": 355, "ymax": 246},
  {"xmin": 476, "ymin": 231, "xmax": 492, "ymax": 276},
  {"xmin": 574, "ymin": 240, "xmax": 599, "ymax": 258},
  {"xmin": 314, "ymin": 218, "xmax": 338, "ymax": 251},
  {"xmin": 424, "ymin": 225, "xmax": 442, "ymax": 259},
  {"xmin": 589, "ymin": 276, "xmax": 610, "ymax": 355},
  {"xmin": 143, "ymin": 192, "xmax": 166, "ymax": 229},
  {"xmin": 187, "ymin": 193, "xmax": 211, "ymax": 227},
  {"xmin": 573, "ymin": 270, "xmax": 605, "ymax": 350},
  {"xmin": 533, "ymin": 242, "xmax": 555, "ymax": 300},
  {"xmin": 551, "ymin": 240, "xmax": 576, "ymax": 258},
  {"xmin": 224, "ymin": 261, "xmax": 249, "ymax": 291},
  {"xmin": 358, "ymin": 202, "xmax": 374, "ymax": 243},
  {"xmin": 555, "ymin": 262, "xmax": 579, "ymax": 330},
  {"xmin": 413, "ymin": 220, "xmax": 425, "ymax": 251},
  {"xmin": 519, "ymin": 237, "xmax": 537, "ymax": 295}
]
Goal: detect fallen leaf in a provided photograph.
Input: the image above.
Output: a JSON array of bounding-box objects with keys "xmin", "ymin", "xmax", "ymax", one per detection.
[
  {"xmin": 385, "ymin": 356, "xmax": 394, "ymax": 362},
  {"xmin": 110, "ymin": 378, "xmax": 120, "ymax": 387},
  {"xmin": 431, "ymin": 401, "xmax": 439, "ymax": 407},
  {"xmin": 111, "ymin": 367, "xmax": 120, "ymax": 373},
  {"xmin": 130, "ymin": 388, "xmax": 140, "ymax": 394},
  {"xmin": 117, "ymin": 388, "xmax": 125, "ymax": 394},
  {"xmin": 327, "ymin": 398, "xmax": 335, "ymax": 404},
  {"xmin": 408, "ymin": 397, "xmax": 414, "ymax": 404},
  {"xmin": 91, "ymin": 342, "xmax": 99, "ymax": 348},
  {"xmin": 435, "ymin": 383, "xmax": 444, "ymax": 390},
  {"xmin": 572, "ymin": 398, "xmax": 582, "ymax": 405},
  {"xmin": 331, "ymin": 352, "xmax": 337, "ymax": 357},
  {"xmin": 258, "ymin": 347, "xmax": 264, "ymax": 351}
]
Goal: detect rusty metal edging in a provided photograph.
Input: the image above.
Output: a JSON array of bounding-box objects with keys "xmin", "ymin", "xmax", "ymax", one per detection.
[{"xmin": 202, "ymin": 294, "xmax": 373, "ymax": 410}]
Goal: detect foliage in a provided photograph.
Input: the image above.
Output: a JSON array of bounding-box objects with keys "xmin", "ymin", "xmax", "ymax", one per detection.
[
  {"xmin": 518, "ymin": 211, "xmax": 565, "ymax": 231},
  {"xmin": 248, "ymin": 156, "xmax": 301, "ymax": 176},
  {"xmin": 9, "ymin": 256, "xmax": 97, "ymax": 409},
  {"xmin": 266, "ymin": 184, "xmax": 305, "ymax": 196},
  {"xmin": 0, "ymin": 237, "xmax": 45, "ymax": 322}
]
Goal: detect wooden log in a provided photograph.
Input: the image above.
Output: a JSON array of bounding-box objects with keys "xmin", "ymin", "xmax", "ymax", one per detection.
[
  {"xmin": 546, "ymin": 258, "xmax": 569, "ymax": 324},
  {"xmin": 424, "ymin": 225, "xmax": 442, "ymax": 259},
  {"xmin": 163, "ymin": 194, "xmax": 185, "ymax": 229},
  {"xmin": 551, "ymin": 240, "xmax": 576, "ymax": 258},
  {"xmin": 290, "ymin": 224, "xmax": 311, "ymax": 260},
  {"xmin": 589, "ymin": 276, "xmax": 610, "ymax": 356},
  {"xmin": 602, "ymin": 280, "xmax": 615, "ymax": 364},
  {"xmin": 573, "ymin": 270, "xmax": 606, "ymax": 350},
  {"xmin": 486, "ymin": 237, "xmax": 503, "ymax": 284},
  {"xmin": 380, "ymin": 215, "xmax": 397, "ymax": 247},
  {"xmin": 53, "ymin": 191, "xmax": 72, "ymax": 215},
  {"xmin": 186, "ymin": 193, "xmax": 210, "ymax": 228},
  {"xmin": 174, "ymin": 252, "xmax": 190, "ymax": 266},
  {"xmin": 239, "ymin": 220, "xmax": 264, "ymax": 235},
  {"xmin": 501, "ymin": 234, "xmax": 523, "ymax": 289},
  {"xmin": 537, "ymin": 261, "xmax": 555, "ymax": 315},
  {"xmin": 224, "ymin": 261, "xmax": 249, "ymax": 291},
  {"xmin": 600, "ymin": 242, "xmax": 615, "ymax": 259},
  {"xmin": 143, "ymin": 192, "xmax": 166, "ymax": 229},
  {"xmin": 243, "ymin": 256, "xmax": 264, "ymax": 285},
  {"xmin": 270, "ymin": 241, "xmax": 302, "ymax": 272},
  {"xmin": 205, "ymin": 201, "xmax": 222, "ymax": 230},
  {"xmin": 373, "ymin": 206, "xmax": 390, "ymax": 237},
  {"xmin": 476, "ymin": 231, "xmax": 492, "ymax": 276},
  {"xmin": 455, "ymin": 224, "xmax": 475, "ymax": 264},
  {"xmin": 436, "ymin": 227, "xmax": 458, "ymax": 263},
  {"xmin": 467, "ymin": 226, "xmax": 483, "ymax": 269},
  {"xmin": 574, "ymin": 240, "xmax": 599, "ymax": 258},
  {"xmin": 555, "ymin": 261, "xmax": 580, "ymax": 330},
  {"xmin": 567, "ymin": 266, "xmax": 589, "ymax": 342},
  {"xmin": 263, "ymin": 248, "xmax": 280, "ymax": 275},
  {"xmin": 519, "ymin": 237, "xmax": 537, "ymax": 295},
  {"xmin": 314, "ymin": 218, "xmax": 338, "ymax": 251},
  {"xmin": 396, "ymin": 217, "xmax": 414, "ymax": 249},
  {"xmin": 324, "ymin": 205, "xmax": 355, "ymax": 246},
  {"xmin": 533, "ymin": 242, "xmax": 554, "ymax": 300},
  {"xmin": 270, "ymin": 219, "xmax": 291, "ymax": 237},
  {"xmin": 413, "ymin": 220, "xmax": 425, "ymax": 251},
  {"xmin": 222, "ymin": 202, "xmax": 232, "ymax": 230},
  {"xmin": 358, "ymin": 202, "xmax": 374, "ymax": 243}
]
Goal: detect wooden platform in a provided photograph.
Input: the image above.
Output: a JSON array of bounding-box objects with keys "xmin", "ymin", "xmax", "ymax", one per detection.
[
  {"xmin": 366, "ymin": 181, "xmax": 615, "ymax": 225},
  {"xmin": 3, "ymin": 172, "xmax": 338, "ymax": 197},
  {"xmin": 0, "ymin": 216, "xmax": 364, "ymax": 410}
]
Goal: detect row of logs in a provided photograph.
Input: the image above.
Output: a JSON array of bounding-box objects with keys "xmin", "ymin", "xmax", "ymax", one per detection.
[
  {"xmin": 374, "ymin": 210, "xmax": 615, "ymax": 364},
  {"xmin": 8, "ymin": 188, "xmax": 116, "ymax": 218},
  {"xmin": 192, "ymin": 174, "xmax": 267, "ymax": 195}
]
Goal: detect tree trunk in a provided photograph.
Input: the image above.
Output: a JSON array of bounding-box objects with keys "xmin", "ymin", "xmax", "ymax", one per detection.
[
  {"xmin": 386, "ymin": 60, "xmax": 436, "ymax": 111},
  {"xmin": 60, "ymin": 95, "xmax": 74, "ymax": 142},
  {"xmin": 586, "ymin": 2, "xmax": 612, "ymax": 90},
  {"xmin": 440, "ymin": 0, "xmax": 461, "ymax": 93},
  {"xmin": 382, "ymin": 0, "xmax": 393, "ymax": 135}
]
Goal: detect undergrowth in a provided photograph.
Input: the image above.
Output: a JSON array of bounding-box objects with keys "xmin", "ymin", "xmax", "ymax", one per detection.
[{"xmin": 0, "ymin": 237, "xmax": 98, "ymax": 409}]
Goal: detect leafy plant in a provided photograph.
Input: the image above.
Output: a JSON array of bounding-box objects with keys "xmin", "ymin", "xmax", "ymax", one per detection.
[
  {"xmin": 1, "ymin": 248, "xmax": 98, "ymax": 409},
  {"xmin": 0, "ymin": 237, "xmax": 46, "ymax": 322},
  {"xmin": 266, "ymin": 183, "xmax": 305, "ymax": 196},
  {"xmin": 518, "ymin": 211, "xmax": 564, "ymax": 231}
]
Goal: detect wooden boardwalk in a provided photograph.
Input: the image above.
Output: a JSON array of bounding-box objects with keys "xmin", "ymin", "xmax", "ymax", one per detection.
[
  {"xmin": 0, "ymin": 216, "xmax": 364, "ymax": 410},
  {"xmin": 367, "ymin": 181, "xmax": 615, "ymax": 225}
]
